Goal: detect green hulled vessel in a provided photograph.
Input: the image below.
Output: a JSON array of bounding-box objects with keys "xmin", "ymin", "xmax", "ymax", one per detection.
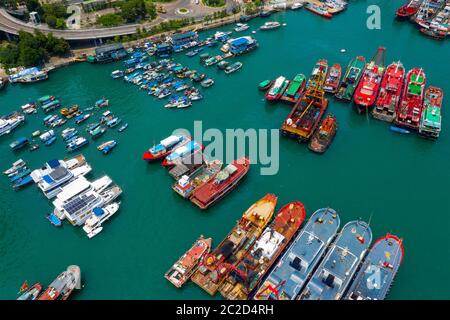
[{"xmin": 335, "ymin": 56, "xmax": 366, "ymax": 101}]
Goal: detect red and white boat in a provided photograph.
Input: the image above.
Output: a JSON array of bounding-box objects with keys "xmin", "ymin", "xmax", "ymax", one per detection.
[
  {"xmin": 353, "ymin": 47, "xmax": 386, "ymax": 113},
  {"xmin": 305, "ymin": 2, "xmax": 333, "ymax": 18},
  {"xmin": 142, "ymin": 133, "xmax": 191, "ymax": 161},
  {"xmin": 395, "ymin": 67, "xmax": 427, "ymax": 130},
  {"xmin": 161, "ymin": 140, "xmax": 203, "ymax": 167},
  {"xmin": 372, "ymin": 61, "xmax": 405, "ymax": 122}
]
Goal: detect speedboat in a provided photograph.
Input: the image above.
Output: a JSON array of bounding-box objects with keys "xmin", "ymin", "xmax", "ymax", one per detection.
[
  {"xmin": 95, "ymin": 98, "xmax": 109, "ymax": 108},
  {"xmin": 118, "ymin": 123, "xmax": 128, "ymax": 132},
  {"xmin": 98, "ymin": 140, "xmax": 117, "ymax": 154},
  {"xmin": 201, "ymin": 78, "xmax": 214, "ymax": 88},
  {"xmin": 234, "ymin": 23, "xmax": 249, "ymax": 32},
  {"xmin": 83, "ymin": 202, "xmax": 120, "ymax": 238},
  {"xmin": 106, "ymin": 117, "xmax": 122, "ymax": 128},
  {"xmin": 260, "ymin": 21, "xmax": 281, "ymax": 30},
  {"xmin": 111, "ymin": 70, "xmax": 124, "ymax": 78},
  {"xmin": 47, "ymin": 213, "xmax": 62, "ymax": 227},
  {"xmin": 66, "ymin": 137, "xmax": 89, "ymax": 153},
  {"xmin": 177, "ymin": 99, "xmax": 192, "ymax": 109},
  {"xmin": 75, "ymin": 113, "xmax": 91, "ymax": 124},
  {"xmin": 225, "ymin": 62, "xmax": 243, "ymax": 74}
]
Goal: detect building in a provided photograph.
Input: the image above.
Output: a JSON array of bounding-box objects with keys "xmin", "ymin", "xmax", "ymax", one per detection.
[
  {"xmin": 155, "ymin": 43, "xmax": 173, "ymax": 57},
  {"xmin": 88, "ymin": 43, "xmax": 127, "ymax": 63},
  {"xmin": 227, "ymin": 36, "xmax": 258, "ymax": 56},
  {"xmin": 170, "ymin": 31, "xmax": 199, "ymax": 50}
]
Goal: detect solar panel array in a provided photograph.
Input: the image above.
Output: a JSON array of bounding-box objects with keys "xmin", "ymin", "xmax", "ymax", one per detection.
[{"xmin": 63, "ymin": 193, "xmax": 97, "ymax": 217}]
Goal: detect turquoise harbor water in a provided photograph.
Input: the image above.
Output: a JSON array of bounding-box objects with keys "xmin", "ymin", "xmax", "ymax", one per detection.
[{"xmin": 0, "ymin": 2, "xmax": 449, "ymax": 299}]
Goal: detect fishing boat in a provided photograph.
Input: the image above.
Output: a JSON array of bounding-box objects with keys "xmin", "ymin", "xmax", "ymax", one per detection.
[
  {"xmin": 98, "ymin": 140, "xmax": 117, "ymax": 154},
  {"xmin": 83, "ymin": 202, "xmax": 120, "ymax": 238},
  {"xmin": 165, "ymin": 236, "xmax": 212, "ymax": 288},
  {"xmin": 345, "ymin": 234, "xmax": 404, "ymax": 300},
  {"xmin": 177, "ymin": 99, "xmax": 192, "ymax": 109},
  {"xmin": 258, "ymin": 80, "xmax": 273, "ymax": 91},
  {"xmin": 61, "ymin": 128, "xmax": 77, "ymax": 141},
  {"xmin": 190, "ymin": 157, "xmax": 250, "ymax": 210},
  {"xmin": 217, "ymin": 61, "xmax": 229, "ymax": 70},
  {"xmin": 192, "ymin": 72, "xmax": 206, "ymax": 82},
  {"xmin": 10, "ymin": 167, "xmax": 31, "ymax": 183},
  {"xmin": 254, "ymin": 208, "xmax": 340, "ymax": 300},
  {"xmin": 90, "ymin": 126, "xmax": 107, "ymax": 139},
  {"xmin": 191, "ymin": 194, "xmax": 278, "ymax": 295},
  {"xmin": 372, "ymin": 61, "xmax": 405, "ymax": 122},
  {"xmin": 305, "ymin": 2, "xmax": 333, "ymax": 18},
  {"xmin": 306, "ymin": 59, "xmax": 328, "ymax": 90},
  {"xmin": 10, "ymin": 137, "xmax": 29, "ymax": 151},
  {"xmin": 118, "ymin": 123, "xmax": 128, "ymax": 132},
  {"xmin": 291, "ymin": 2, "xmax": 304, "ymax": 10},
  {"xmin": 30, "ymin": 144, "xmax": 40, "ymax": 152},
  {"xmin": 354, "ymin": 47, "xmax": 386, "ymax": 113},
  {"xmin": 21, "ymin": 103, "xmax": 36, "ymax": 114},
  {"xmin": 419, "ymin": 86, "xmax": 444, "ymax": 139},
  {"xmin": 75, "ymin": 113, "xmax": 91, "ymax": 124},
  {"xmin": 0, "ymin": 112, "xmax": 25, "ymax": 137},
  {"xmin": 266, "ymin": 76, "xmax": 289, "ymax": 101},
  {"xmin": 186, "ymin": 49, "xmax": 201, "ymax": 57},
  {"xmin": 396, "ymin": 0, "xmax": 423, "ymax": 19},
  {"xmin": 224, "ymin": 62, "xmax": 243, "ymax": 74},
  {"xmin": 298, "ymin": 220, "xmax": 373, "ymax": 300},
  {"xmin": 41, "ymin": 99, "xmax": 61, "ymax": 113},
  {"xmin": 201, "ymin": 78, "xmax": 215, "ymax": 88},
  {"xmin": 142, "ymin": 133, "xmax": 191, "ymax": 161},
  {"xmin": 38, "ymin": 265, "xmax": 81, "ymax": 300},
  {"xmin": 60, "ymin": 105, "xmax": 79, "ymax": 118},
  {"xmin": 324, "ymin": 64, "xmax": 342, "ymax": 93},
  {"xmin": 4, "ymin": 159, "xmax": 26, "ymax": 175},
  {"xmin": 45, "ymin": 135, "xmax": 57, "ymax": 146},
  {"xmin": 281, "ymin": 74, "xmax": 306, "ymax": 104},
  {"xmin": 106, "ymin": 117, "xmax": 122, "ymax": 128},
  {"xmin": 395, "ymin": 68, "xmax": 426, "ymax": 130},
  {"xmin": 66, "ymin": 137, "xmax": 89, "ymax": 153},
  {"xmin": 12, "ymin": 175, "xmax": 33, "ymax": 190},
  {"xmin": 260, "ymin": 21, "xmax": 281, "ymax": 30},
  {"xmin": 281, "ymin": 68, "xmax": 329, "ymax": 142},
  {"xmin": 308, "ymin": 114, "xmax": 338, "ymax": 153},
  {"xmin": 172, "ymin": 160, "xmax": 223, "ymax": 198},
  {"xmin": 47, "ymin": 213, "xmax": 62, "ymax": 227},
  {"xmin": 17, "ymin": 282, "xmax": 42, "ymax": 300},
  {"xmin": 335, "ymin": 56, "xmax": 367, "ymax": 100},
  {"xmin": 162, "ymin": 141, "xmax": 202, "ymax": 167},
  {"xmin": 234, "ymin": 23, "xmax": 249, "ymax": 32},
  {"xmin": 219, "ymin": 202, "xmax": 306, "ymax": 300},
  {"xmin": 390, "ymin": 125, "xmax": 411, "ymax": 134},
  {"xmin": 111, "ymin": 70, "xmax": 124, "ymax": 78}
]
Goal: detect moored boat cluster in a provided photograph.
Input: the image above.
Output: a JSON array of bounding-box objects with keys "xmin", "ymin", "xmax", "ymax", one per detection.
[
  {"xmin": 142, "ymin": 133, "xmax": 250, "ymax": 209},
  {"xmin": 260, "ymin": 46, "xmax": 444, "ymax": 146},
  {"xmin": 3, "ymin": 94, "xmax": 125, "ymax": 156},
  {"xmin": 3, "ymin": 154, "xmax": 122, "ymax": 238},
  {"xmin": 166, "ymin": 195, "xmax": 404, "ymax": 300},
  {"xmin": 396, "ymin": 0, "xmax": 450, "ymax": 39}
]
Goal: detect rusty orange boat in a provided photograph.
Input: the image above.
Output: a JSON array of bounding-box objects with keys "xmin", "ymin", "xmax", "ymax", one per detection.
[
  {"xmin": 308, "ymin": 114, "xmax": 337, "ymax": 153},
  {"xmin": 190, "ymin": 194, "xmax": 277, "ymax": 295},
  {"xmin": 218, "ymin": 201, "xmax": 306, "ymax": 300}
]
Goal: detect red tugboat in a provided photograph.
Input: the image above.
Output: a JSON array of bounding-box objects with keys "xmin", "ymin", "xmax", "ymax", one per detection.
[
  {"xmin": 219, "ymin": 202, "xmax": 306, "ymax": 300},
  {"xmin": 165, "ymin": 236, "xmax": 212, "ymax": 288},
  {"xmin": 353, "ymin": 47, "xmax": 386, "ymax": 113},
  {"xmin": 396, "ymin": 0, "xmax": 423, "ymax": 19},
  {"xmin": 190, "ymin": 157, "xmax": 250, "ymax": 209},
  {"xmin": 308, "ymin": 114, "xmax": 338, "ymax": 153},
  {"xmin": 395, "ymin": 68, "xmax": 427, "ymax": 130},
  {"xmin": 372, "ymin": 61, "xmax": 405, "ymax": 122}
]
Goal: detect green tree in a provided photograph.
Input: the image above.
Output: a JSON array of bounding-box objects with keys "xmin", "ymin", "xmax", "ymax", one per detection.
[
  {"xmin": 0, "ymin": 43, "xmax": 20, "ymax": 67},
  {"xmin": 120, "ymin": 0, "xmax": 147, "ymax": 22},
  {"xmin": 97, "ymin": 13, "xmax": 124, "ymax": 27}
]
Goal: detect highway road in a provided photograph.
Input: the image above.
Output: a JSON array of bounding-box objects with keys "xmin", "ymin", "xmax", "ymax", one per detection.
[{"xmin": 0, "ymin": 8, "xmax": 139, "ymax": 41}]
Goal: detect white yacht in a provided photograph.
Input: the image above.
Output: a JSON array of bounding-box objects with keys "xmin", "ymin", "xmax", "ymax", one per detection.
[
  {"xmin": 0, "ymin": 113, "xmax": 25, "ymax": 136},
  {"xmin": 234, "ymin": 23, "xmax": 249, "ymax": 32},
  {"xmin": 53, "ymin": 175, "xmax": 113, "ymax": 226},
  {"xmin": 83, "ymin": 202, "xmax": 121, "ymax": 238},
  {"xmin": 31, "ymin": 155, "xmax": 92, "ymax": 199}
]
